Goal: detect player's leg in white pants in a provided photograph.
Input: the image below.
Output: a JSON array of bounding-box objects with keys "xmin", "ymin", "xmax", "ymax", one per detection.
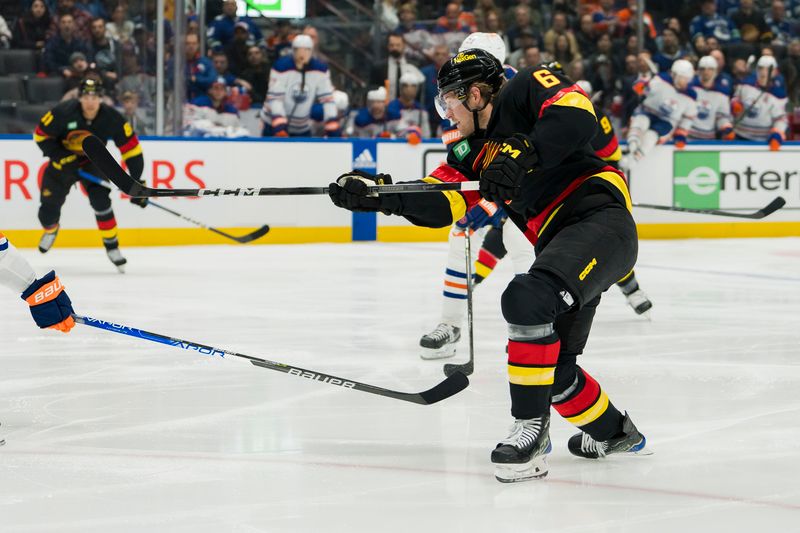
[{"xmin": 502, "ymin": 220, "xmax": 536, "ymax": 275}]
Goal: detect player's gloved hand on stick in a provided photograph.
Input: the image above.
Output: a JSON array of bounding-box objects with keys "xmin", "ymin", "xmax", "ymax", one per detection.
[
  {"xmin": 673, "ymin": 133, "xmax": 687, "ymax": 149},
  {"xmin": 328, "ymin": 170, "xmax": 403, "ymax": 215},
  {"xmin": 480, "ymin": 134, "xmax": 538, "ymax": 202},
  {"xmin": 21, "ymin": 271, "xmax": 75, "ymax": 332},
  {"xmin": 130, "ymin": 179, "xmax": 149, "ymax": 208},
  {"xmin": 720, "ymin": 127, "xmax": 735, "ymax": 141},
  {"xmin": 455, "ymin": 199, "xmax": 501, "ymax": 232}
]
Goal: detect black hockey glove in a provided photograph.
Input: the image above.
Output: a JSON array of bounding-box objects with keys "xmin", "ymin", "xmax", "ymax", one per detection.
[
  {"xmin": 328, "ymin": 170, "xmax": 403, "ymax": 215},
  {"xmin": 479, "ymin": 134, "xmax": 539, "ymax": 203},
  {"xmin": 51, "ymin": 153, "xmax": 81, "ymax": 172},
  {"xmin": 129, "ymin": 180, "xmax": 149, "ymax": 208}
]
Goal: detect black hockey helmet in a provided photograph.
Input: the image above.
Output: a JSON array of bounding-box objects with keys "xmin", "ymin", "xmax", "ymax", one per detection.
[
  {"xmin": 436, "ymin": 49, "xmax": 504, "ymax": 116},
  {"xmin": 79, "ymin": 77, "xmax": 104, "ymax": 97}
]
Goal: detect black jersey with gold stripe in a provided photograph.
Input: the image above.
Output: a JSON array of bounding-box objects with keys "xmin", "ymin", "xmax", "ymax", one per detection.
[
  {"xmin": 591, "ymin": 108, "xmax": 622, "ymax": 167},
  {"xmin": 33, "ymin": 99, "xmax": 144, "ymax": 181},
  {"xmin": 397, "ymin": 65, "xmax": 631, "ymax": 244}
]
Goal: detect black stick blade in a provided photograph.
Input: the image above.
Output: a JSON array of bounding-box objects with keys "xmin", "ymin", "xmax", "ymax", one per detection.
[
  {"xmin": 443, "ymin": 361, "xmax": 474, "ymax": 377},
  {"xmin": 757, "ymin": 197, "xmax": 786, "ymax": 219},
  {"xmin": 82, "ymin": 135, "xmax": 141, "ymax": 195},
  {"xmin": 417, "ymin": 371, "xmax": 469, "ymax": 404},
  {"xmin": 234, "ymin": 224, "xmax": 271, "ymax": 243}
]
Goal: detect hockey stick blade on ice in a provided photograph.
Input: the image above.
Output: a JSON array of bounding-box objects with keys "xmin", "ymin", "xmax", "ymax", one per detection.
[
  {"xmin": 74, "ymin": 314, "xmax": 469, "ymax": 405},
  {"xmin": 633, "ymin": 197, "xmax": 785, "ymax": 219},
  {"xmin": 78, "ymin": 170, "xmax": 271, "ymax": 243},
  {"xmin": 82, "ymin": 135, "xmax": 480, "ymax": 198}
]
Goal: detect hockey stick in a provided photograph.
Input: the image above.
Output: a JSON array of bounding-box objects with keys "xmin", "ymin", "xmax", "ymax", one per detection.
[
  {"xmin": 78, "ymin": 170, "xmax": 271, "ymax": 243},
  {"xmin": 82, "ymin": 135, "xmax": 480, "ymax": 198},
  {"xmin": 73, "ymin": 314, "xmax": 469, "ymax": 405},
  {"xmin": 633, "ymin": 197, "xmax": 785, "ymax": 219},
  {"xmin": 443, "ymin": 232, "xmax": 475, "ymax": 377}
]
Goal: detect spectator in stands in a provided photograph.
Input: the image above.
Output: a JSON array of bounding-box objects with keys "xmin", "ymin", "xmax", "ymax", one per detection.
[
  {"xmin": 473, "ymin": 0, "xmax": 499, "ymax": 31},
  {"xmin": 787, "ymin": 38, "xmax": 800, "ymax": 101},
  {"xmin": 544, "ymin": 12, "xmax": 577, "ymax": 57},
  {"xmin": 434, "ymin": 2, "xmax": 472, "ymax": 54},
  {"xmin": 396, "ymin": 4, "xmax": 431, "ymax": 64},
  {"xmin": 504, "ymin": 0, "xmax": 542, "ymax": 34},
  {"xmin": 377, "ymin": 0, "xmax": 400, "ymax": 32},
  {"xmin": 653, "ymin": 27, "xmax": 688, "ymax": 73},
  {"xmin": 208, "ymin": 0, "xmax": 263, "ymax": 51},
  {"xmin": 616, "ymin": 0, "xmax": 657, "ymax": 40},
  {"xmin": 118, "ymin": 50, "xmax": 156, "ymax": 108},
  {"xmin": 766, "ymin": 0, "xmax": 797, "ymax": 46},
  {"xmin": 0, "ymin": 15, "xmax": 11, "ymax": 48},
  {"xmin": 575, "ymin": 13, "xmax": 597, "ymax": 57},
  {"xmin": 507, "ymin": 6, "xmax": 538, "ymax": 52},
  {"xmin": 482, "ymin": 10, "xmax": 507, "ymax": 45},
  {"xmin": 62, "ymin": 51, "xmax": 89, "ymax": 93},
  {"xmin": 520, "ymin": 44, "xmax": 542, "ymax": 70},
  {"xmin": 239, "ymin": 45, "xmax": 270, "ymax": 105},
  {"xmin": 710, "ymin": 49, "xmax": 734, "ymax": 87},
  {"xmin": 51, "ymin": 0, "xmax": 93, "ymax": 42},
  {"xmin": 266, "ymin": 20, "xmax": 296, "ymax": 61},
  {"xmin": 106, "ymin": 4, "xmax": 134, "ymax": 48},
  {"xmin": 191, "ymin": 77, "xmax": 238, "ymax": 115},
  {"xmin": 552, "ymin": 32, "xmax": 581, "ymax": 65},
  {"xmin": 79, "ymin": 0, "xmax": 107, "ymax": 19},
  {"xmin": 118, "ymin": 90, "xmax": 153, "ymax": 135},
  {"xmin": 224, "ymin": 22, "xmax": 253, "ymax": 76},
  {"xmin": 350, "ymin": 86, "xmax": 400, "ymax": 138},
  {"xmin": 43, "ymin": 13, "xmax": 89, "ymax": 77},
  {"xmin": 507, "ymin": 35, "xmax": 540, "ymax": 69},
  {"xmin": 421, "ymin": 44, "xmax": 449, "ymax": 135},
  {"xmin": 369, "ymin": 33, "xmax": 424, "ymax": 101},
  {"xmin": 212, "ymin": 50, "xmax": 252, "ymax": 93},
  {"xmin": 592, "ymin": 0, "xmax": 619, "ymax": 36},
  {"xmin": 185, "ymin": 32, "xmax": 217, "ymax": 100},
  {"xmin": 12, "ymin": 0, "xmax": 52, "ymax": 54},
  {"xmin": 691, "ymin": 0, "xmax": 741, "ymax": 44},
  {"xmin": 387, "ymin": 71, "xmax": 431, "ymax": 140},
  {"xmin": 732, "ymin": 0, "xmax": 771, "ymax": 43},
  {"xmin": 88, "ymin": 18, "xmax": 120, "ymax": 89}
]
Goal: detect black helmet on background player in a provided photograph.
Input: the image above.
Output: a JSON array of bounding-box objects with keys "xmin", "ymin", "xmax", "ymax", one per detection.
[
  {"xmin": 435, "ymin": 48, "xmax": 505, "ymax": 125},
  {"xmin": 79, "ymin": 77, "xmax": 104, "ymax": 97}
]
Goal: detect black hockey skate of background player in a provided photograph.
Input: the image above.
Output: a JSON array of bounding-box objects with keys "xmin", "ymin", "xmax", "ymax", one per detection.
[
  {"xmin": 329, "ymin": 49, "xmax": 649, "ymax": 482},
  {"xmin": 33, "ymin": 78, "xmax": 146, "ymax": 271}
]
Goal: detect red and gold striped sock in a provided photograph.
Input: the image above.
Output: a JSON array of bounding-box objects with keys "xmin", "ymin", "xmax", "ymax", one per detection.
[
  {"xmin": 552, "ymin": 366, "xmax": 623, "ymax": 441},
  {"xmin": 508, "ymin": 336, "xmax": 560, "ymax": 419}
]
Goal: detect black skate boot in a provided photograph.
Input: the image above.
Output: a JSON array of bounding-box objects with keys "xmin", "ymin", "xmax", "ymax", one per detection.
[
  {"xmin": 419, "ymin": 323, "xmax": 460, "ymax": 360},
  {"xmin": 38, "ymin": 225, "xmax": 59, "ymax": 254},
  {"xmin": 491, "ymin": 415, "xmax": 552, "ymax": 482},
  {"xmin": 568, "ymin": 413, "xmax": 650, "ymax": 459},
  {"xmin": 106, "ymin": 247, "xmax": 127, "ymax": 273}
]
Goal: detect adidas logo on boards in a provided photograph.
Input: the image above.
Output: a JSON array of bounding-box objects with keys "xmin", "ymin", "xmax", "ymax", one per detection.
[{"xmin": 353, "ymin": 148, "xmax": 377, "ymax": 169}]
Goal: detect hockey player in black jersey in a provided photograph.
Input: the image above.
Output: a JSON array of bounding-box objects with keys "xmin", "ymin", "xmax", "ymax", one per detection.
[
  {"xmin": 329, "ymin": 50, "xmax": 649, "ymax": 482},
  {"xmin": 33, "ymin": 78, "xmax": 147, "ymax": 272}
]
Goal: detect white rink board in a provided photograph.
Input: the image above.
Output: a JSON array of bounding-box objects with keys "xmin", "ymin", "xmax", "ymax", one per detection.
[{"xmin": 2, "ymin": 136, "xmax": 799, "ymax": 235}]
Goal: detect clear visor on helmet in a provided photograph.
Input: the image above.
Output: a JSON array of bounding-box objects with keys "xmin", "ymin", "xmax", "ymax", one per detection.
[{"xmin": 434, "ymin": 89, "xmax": 465, "ymax": 119}]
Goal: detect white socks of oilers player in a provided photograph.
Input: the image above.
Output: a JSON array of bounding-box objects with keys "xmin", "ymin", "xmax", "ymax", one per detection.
[{"xmin": 419, "ymin": 227, "xmax": 485, "ymax": 359}]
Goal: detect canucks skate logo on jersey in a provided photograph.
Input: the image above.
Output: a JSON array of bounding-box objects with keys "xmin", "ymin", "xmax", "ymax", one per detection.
[{"xmin": 290, "ymin": 83, "xmax": 309, "ymax": 103}]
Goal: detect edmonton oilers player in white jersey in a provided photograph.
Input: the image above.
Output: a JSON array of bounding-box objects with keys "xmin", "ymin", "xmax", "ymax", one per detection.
[
  {"xmin": 419, "ymin": 32, "xmax": 535, "ymax": 360},
  {"xmin": 689, "ymin": 55, "xmax": 734, "ymax": 141},
  {"xmin": 732, "ymin": 55, "xmax": 788, "ymax": 150},
  {"xmin": 261, "ymin": 35, "xmax": 340, "ymax": 137},
  {"xmin": 626, "ymin": 59, "xmax": 698, "ymax": 163},
  {"xmin": 0, "ymin": 232, "xmax": 75, "ymax": 444}
]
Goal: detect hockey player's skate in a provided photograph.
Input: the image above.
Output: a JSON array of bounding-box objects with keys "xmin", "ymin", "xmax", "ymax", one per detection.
[
  {"xmin": 568, "ymin": 413, "xmax": 651, "ymax": 459},
  {"xmin": 491, "ymin": 416, "xmax": 552, "ymax": 483},
  {"xmin": 38, "ymin": 226, "xmax": 59, "ymax": 254},
  {"xmin": 419, "ymin": 323, "xmax": 460, "ymax": 360},
  {"xmin": 623, "ymin": 288, "xmax": 653, "ymax": 317},
  {"xmin": 106, "ymin": 248, "xmax": 127, "ymax": 273}
]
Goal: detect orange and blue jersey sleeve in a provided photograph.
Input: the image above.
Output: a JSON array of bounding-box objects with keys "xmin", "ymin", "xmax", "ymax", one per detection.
[
  {"xmin": 112, "ymin": 114, "xmax": 144, "ymax": 181},
  {"xmin": 521, "ymin": 68, "xmax": 599, "ymax": 170}
]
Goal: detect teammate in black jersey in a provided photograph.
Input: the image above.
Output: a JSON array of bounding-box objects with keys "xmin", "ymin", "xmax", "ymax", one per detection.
[
  {"xmin": 33, "ymin": 78, "xmax": 147, "ymax": 272},
  {"xmin": 329, "ymin": 50, "xmax": 649, "ymax": 482}
]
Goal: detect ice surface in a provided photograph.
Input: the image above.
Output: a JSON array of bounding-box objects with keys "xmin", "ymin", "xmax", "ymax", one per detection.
[{"xmin": 2, "ymin": 238, "xmax": 800, "ymax": 532}]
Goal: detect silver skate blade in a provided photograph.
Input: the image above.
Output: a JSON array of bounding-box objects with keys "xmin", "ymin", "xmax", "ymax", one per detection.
[
  {"xmin": 419, "ymin": 345, "xmax": 457, "ymax": 360},
  {"xmin": 494, "ymin": 456, "xmax": 549, "ymax": 483}
]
